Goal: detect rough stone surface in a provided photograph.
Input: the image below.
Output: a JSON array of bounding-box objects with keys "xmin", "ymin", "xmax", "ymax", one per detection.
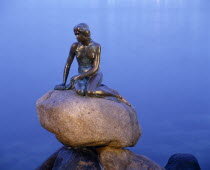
[
  {"xmin": 96, "ymin": 147, "xmax": 165, "ymax": 170},
  {"xmin": 36, "ymin": 90, "xmax": 141, "ymax": 148},
  {"xmin": 37, "ymin": 147, "xmax": 164, "ymax": 170},
  {"xmin": 36, "ymin": 146, "xmax": 101, "ymax": 170},
  {"xmin": 165, "ymin": 153, "xmax": 201, "ymax": 170},
  {"xmin": 52, "ymin": 147, "xmax": 101, "ymax": 170}
]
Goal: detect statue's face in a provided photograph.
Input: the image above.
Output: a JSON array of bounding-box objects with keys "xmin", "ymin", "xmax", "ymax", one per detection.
[{"xmin": 75, "ymin": 30, "xmax": 86, "ymax": 42}]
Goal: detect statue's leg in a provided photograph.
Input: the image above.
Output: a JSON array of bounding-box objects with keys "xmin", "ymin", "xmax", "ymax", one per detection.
[
  {"xmin": 86, "ymin": 72, "xmax": 131, "ymax": 106},
  {"xmin": 74, "ymin": 78, "xmax": 88, "ymax": 96},
  {"xmin": 86, "ymin": 72, "xmax": 103, "ymax": 91},
  {"xmin": 86, "ymin": 72, "xmax": 122, "ymax": 98},
  {"xmin": 101, "ymin": 85, "xmax": 120, "ymax": 95}
]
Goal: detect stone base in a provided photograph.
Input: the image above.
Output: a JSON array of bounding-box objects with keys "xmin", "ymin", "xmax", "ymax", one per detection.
[{"xmin": 36, "ymin": 146, "xmax": 164, "ymax": 170}]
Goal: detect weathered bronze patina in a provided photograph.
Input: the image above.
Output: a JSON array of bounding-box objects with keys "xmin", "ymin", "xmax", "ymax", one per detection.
[{"xmin": 55, "ymin": 23, "xmax": 130, "ymax": 106}]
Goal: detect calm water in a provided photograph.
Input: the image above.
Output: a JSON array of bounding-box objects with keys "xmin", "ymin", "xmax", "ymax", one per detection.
[{"xmin": 0, "ymin": 0, "xmax": 209, "ymax": 169}]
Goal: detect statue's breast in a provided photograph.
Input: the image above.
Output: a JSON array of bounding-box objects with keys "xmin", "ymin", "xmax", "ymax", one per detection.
[{"xmin": 76, "ymin": 45, "xmax": 95, "ymax": 66}]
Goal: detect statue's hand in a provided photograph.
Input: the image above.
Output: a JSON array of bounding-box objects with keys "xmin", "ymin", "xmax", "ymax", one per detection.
[
  {"xmin": 65, "ymin": 76, "xmax": 79, "ymax": 90},
  {"xmin": 54, "ymin": 83, "xmax": 66, "ymax": 90}
]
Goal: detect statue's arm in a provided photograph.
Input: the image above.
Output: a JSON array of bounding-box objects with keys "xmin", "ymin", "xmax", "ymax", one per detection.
[
  {"xmin": 54, "ymin": 43, "xmax": 77, "ymax": 90},
  {"xmin": 62, "ymin": 43, "xmax": 77, "ymax": 85},
  {"xmin": 72, "ymin": 45, "xmax": 101, "ymax": 81}
]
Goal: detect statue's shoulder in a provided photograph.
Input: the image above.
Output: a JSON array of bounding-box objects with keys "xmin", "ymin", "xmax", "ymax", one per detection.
[
  {"xmin": 71, "ymin": 42, "xmax": 79, "ymax": 48},
  {"xmin": 70, "ymin": 42, "xmax": 79, "ymax": 52},
  {"xmin": 91, "ymin": 41, "xmax": 101, "ymax": 49}
]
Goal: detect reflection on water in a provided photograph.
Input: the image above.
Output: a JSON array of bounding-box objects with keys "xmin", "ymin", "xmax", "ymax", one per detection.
[{"xmin": 0, "ymin": 0, "xmax": 209, "ymax": 169}]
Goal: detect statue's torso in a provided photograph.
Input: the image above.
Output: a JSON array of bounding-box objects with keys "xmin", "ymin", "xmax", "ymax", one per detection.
[{"xmin": 75, "ymin": 41, "xmax": 99, "ymax": 73}]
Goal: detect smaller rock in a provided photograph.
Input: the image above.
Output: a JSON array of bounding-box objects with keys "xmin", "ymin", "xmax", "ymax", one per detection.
[
  {"xmin": 165, "ymin": 153, "xmax": 201, "ymax": 170},
  {"xmin": 37, "ymin": 146, "xmax": 101, "ymax": 170},
  {"xmin": 37, "ymin": 147, "xmax": 165, "ymax": 170},
  {"xmin": 52, "ymin": 147, "xmax": 101, "ymax": 170},
  {"xmin": 96, "ymin": 146, "xmax": 165, "ymax": 170},
  {"xmin": 36, "ymin": 147, "xmax": 63, "ymax": 170}
]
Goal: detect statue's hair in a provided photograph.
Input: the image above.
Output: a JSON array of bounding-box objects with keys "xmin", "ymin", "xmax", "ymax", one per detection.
[{"xmin": 74, "ymin": 23, "xmax": 91, "ymax": 38}]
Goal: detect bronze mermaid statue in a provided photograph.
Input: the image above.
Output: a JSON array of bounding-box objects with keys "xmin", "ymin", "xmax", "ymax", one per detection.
[{"xmin": 54, "ymin": 23, "xmax": 131, "ymax": 106}]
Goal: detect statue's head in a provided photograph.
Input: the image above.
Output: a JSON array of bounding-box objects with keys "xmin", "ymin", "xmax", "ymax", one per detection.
[{"xmin": 74, "ymin": 23, "xmax": 91, "ymax": 42}]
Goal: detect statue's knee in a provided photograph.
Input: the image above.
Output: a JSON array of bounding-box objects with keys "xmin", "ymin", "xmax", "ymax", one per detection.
[{"xmin": 76, "ymin": 90, "xmax": 85, "ymax": 96}]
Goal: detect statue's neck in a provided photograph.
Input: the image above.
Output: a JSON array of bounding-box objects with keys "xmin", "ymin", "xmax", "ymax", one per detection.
[{"xmin": 81, "ymin": 39, "xmax": 91, "ymax": 46}]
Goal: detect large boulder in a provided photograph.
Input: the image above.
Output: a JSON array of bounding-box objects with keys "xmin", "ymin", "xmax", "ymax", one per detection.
[{"xmin": 36, "ymin": 90, "xmax": 141, "ymax": 148}]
